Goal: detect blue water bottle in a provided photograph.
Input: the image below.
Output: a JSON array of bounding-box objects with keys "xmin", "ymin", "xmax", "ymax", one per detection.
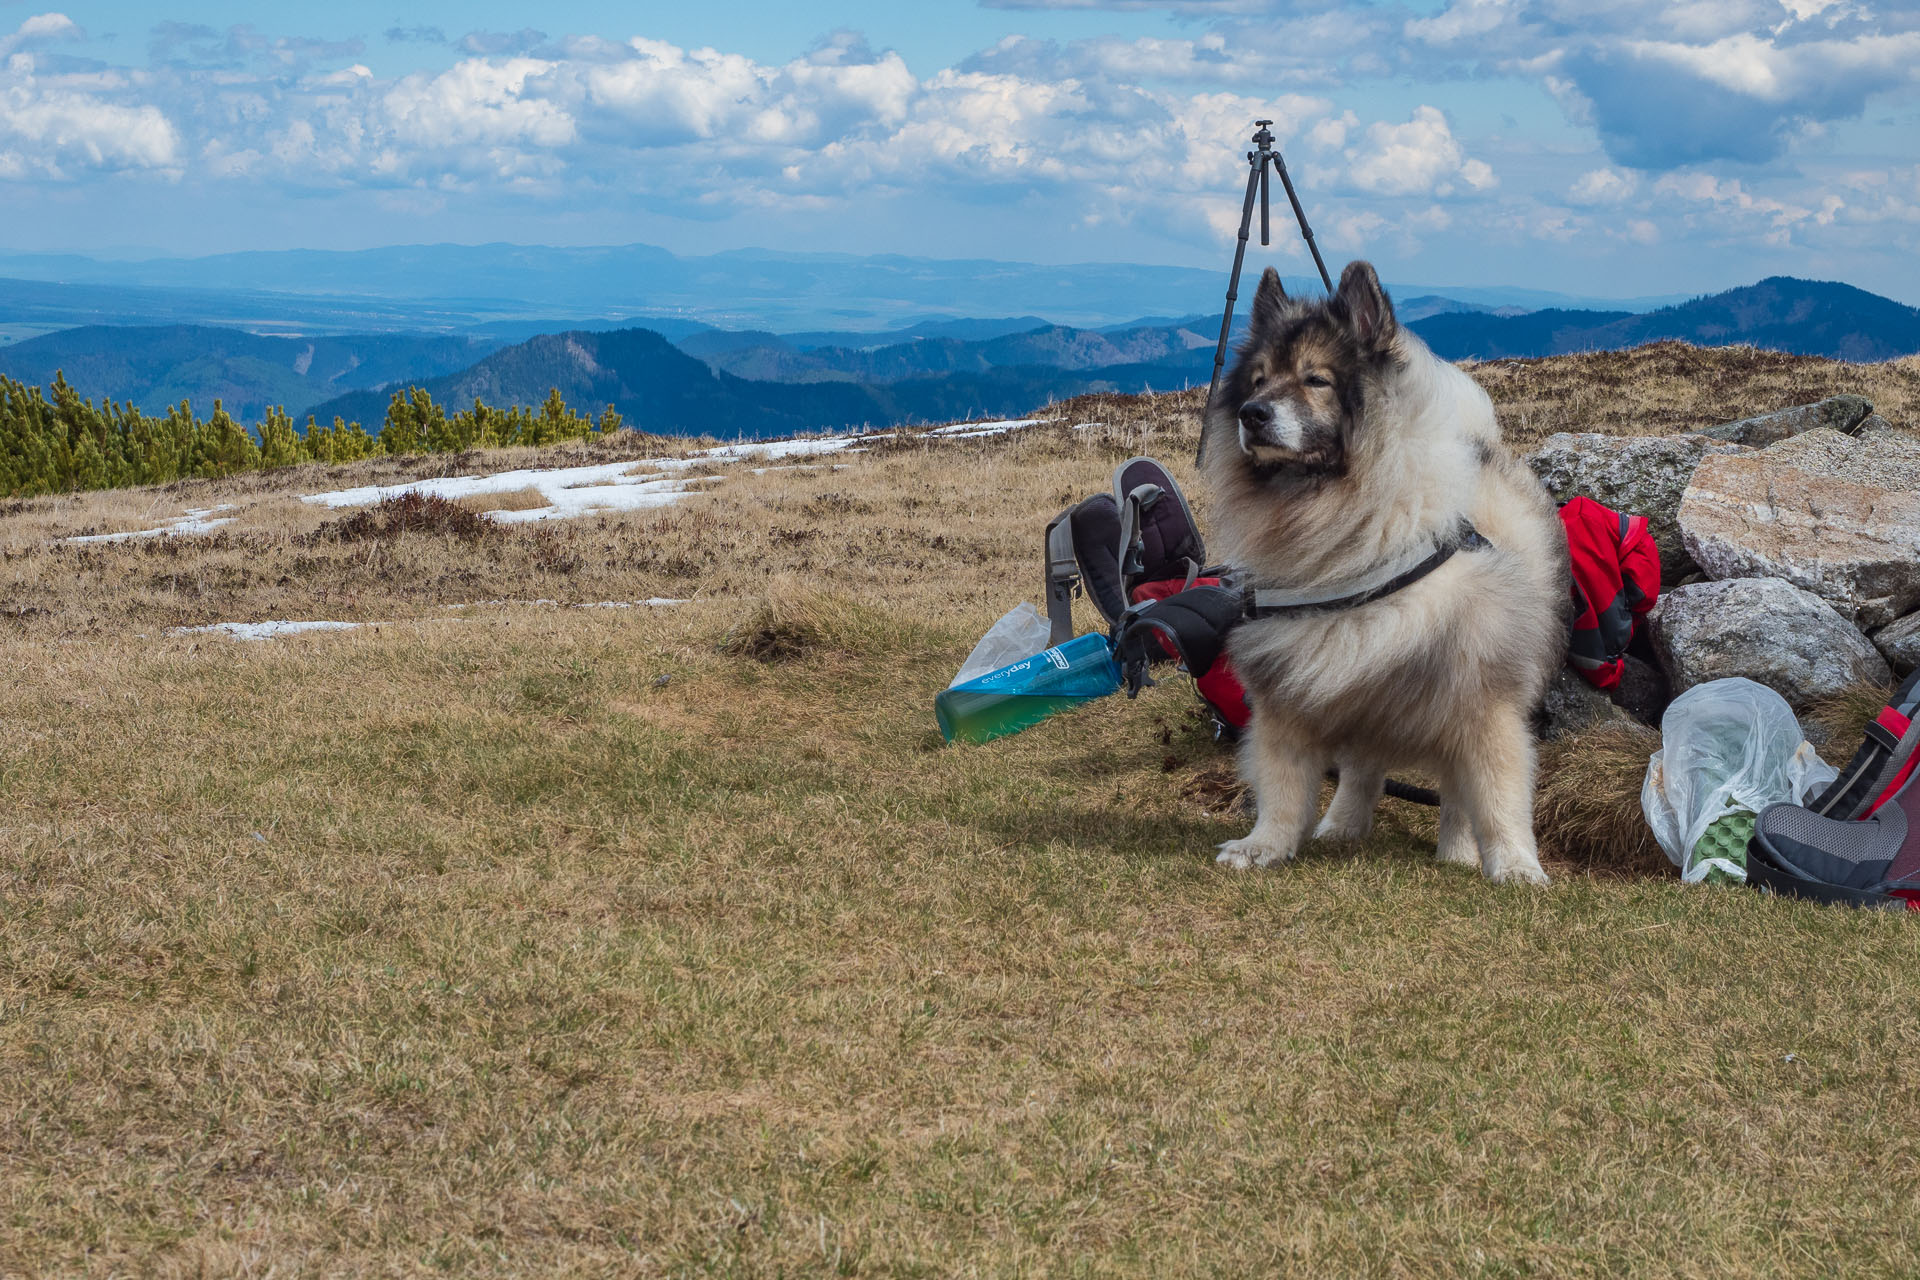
[{"xmin": 935, "ymin": 632, "xmax": 1123, "ymax": 744}]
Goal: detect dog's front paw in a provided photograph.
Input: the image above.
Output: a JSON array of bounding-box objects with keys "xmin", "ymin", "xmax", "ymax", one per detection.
[
  {"xmin": 1486, "ymin": 855, "xmax": 1551, "ymax": 887},
  {"xmin": 1216, "ymin": 836, "xmax": 1295, "ymax": 870},
  {"xmin": 1313, "ymin": 813, "xmax": 1372, "ymax": 843}
]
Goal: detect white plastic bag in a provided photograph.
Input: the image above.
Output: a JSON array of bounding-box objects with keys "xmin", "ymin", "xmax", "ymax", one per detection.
[
  {"xmin": 951, "ymin": 602, "xmax": 1055, "ymax": 687},
  {"xmin": 1641, "ymin": 677, "xmax": 1838, "ymax": 882}
]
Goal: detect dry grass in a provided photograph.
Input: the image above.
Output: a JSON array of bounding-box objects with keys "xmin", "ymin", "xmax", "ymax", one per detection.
[
  {"xmin": 1536, "ymin": 720, "xmax": 1670, "ymax": 873},
  {"xmin": 5, "ymin": 347, "xmax": 1920, "ymax": 1276},
  {"xmin": 1803, "ymin": 678, "xmax": 1897, "ymax": 754},
  {"xmin": 1469, "ymin": 341, "xmax": 1920, "ymax": 448},
  {"xmin": 454, "ymin": 485, "xmax": 553, "ymax": 514}
]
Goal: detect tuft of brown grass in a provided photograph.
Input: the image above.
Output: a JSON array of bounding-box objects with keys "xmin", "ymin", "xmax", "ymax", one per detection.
[
  {"xmin": 721, "ymin": 579, "xmax": 923, "ymax": 664},
  {"xmin": 309, "ymin": 491, "xmax": 499, "ymax": 544},
  {"xmin": 1536, "ymin": 719, "xmax": 1670, "ymax": 873},
  {"xmin": 1804, "ymin": 678, "xmax": 1894, "ymax": 753}
]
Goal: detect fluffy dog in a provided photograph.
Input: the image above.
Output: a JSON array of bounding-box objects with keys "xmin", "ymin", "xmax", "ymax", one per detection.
[{"xmin": 1200, "ymin": 261, "xmax": 1568, "ymax": 884}]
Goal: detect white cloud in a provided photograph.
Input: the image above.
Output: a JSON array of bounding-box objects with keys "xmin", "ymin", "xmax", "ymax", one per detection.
[
  {"xmin": 1346, "ymin": 106, "xmax": 1495, "ymax": 197},
  {"xmin": 0, "ymin": 21, "xmax": 181, "ymax": 177},
  {"xmin": 1568, "ymin": 167, "xmax": 1636, "ymax": 205},
  {"xmin": 1406, "ymin": 0, "xmax": 1519, "ymax": 45},
  {"xmin": 383, "ymin": 58, "xmax": 575, "ymax": 150}
]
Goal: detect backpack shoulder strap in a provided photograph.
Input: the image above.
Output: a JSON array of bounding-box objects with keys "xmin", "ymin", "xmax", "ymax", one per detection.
[
  {"xmin": 1112, "ymin": 456, "xmax": 1207, "ymax": 592},
  {"xmin": 1044, "ymin": 507, "xmax": 1080, "ymax": 647}
]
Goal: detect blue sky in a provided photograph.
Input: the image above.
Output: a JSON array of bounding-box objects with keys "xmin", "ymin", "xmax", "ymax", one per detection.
[{"xmin": 3, "ymin": 0, "xmax": 1918, "ymax": 302}]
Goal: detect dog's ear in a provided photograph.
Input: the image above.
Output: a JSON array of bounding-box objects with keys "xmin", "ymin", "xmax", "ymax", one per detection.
[
  {"xmin": 1332, "ymin": 260, "xmax": 1396, "ymax": 355},
  {"xmin": 1249, "ymin": 267, "xmax": 1289, "ymax": 336}
]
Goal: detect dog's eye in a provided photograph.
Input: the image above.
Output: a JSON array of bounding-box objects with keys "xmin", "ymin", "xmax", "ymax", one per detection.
[{"xmin": 1303, "ymin": 374, "xmax": 1333, "ymax": 388}]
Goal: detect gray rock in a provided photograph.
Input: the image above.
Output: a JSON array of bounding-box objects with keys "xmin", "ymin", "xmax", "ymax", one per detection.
[
  {"xmin": 1678, "ymin": 428, "xmax": 1920, "ymax": 629},
  {"xmin": 1854, "ymin": 414, "xmax": 1912, "ymax": 442},
  {"xmin": 1650, "ymin": 577, "xmax": 1891, "ymax": 709},
  {"xmin": 1872, "ymin": 612, "xmax": 1920, "ymax": 677},
  {"xmin": 1527, "ymin": 432, "xmax": 1747, "ymax": 582},
  {"xmin": 1697, "ymin": 395, "xmax": 1875, "ymax": 447},
  {"xmin": 1539, "ymin": 666, "xmax": 1634, "ymax": 739}
]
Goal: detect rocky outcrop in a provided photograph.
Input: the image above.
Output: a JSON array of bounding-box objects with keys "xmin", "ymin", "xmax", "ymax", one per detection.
[
  {"xmin": 1696, "ymin": 395, "xmax": 1875, "ymax": 447},
  {"xmin": 1678, "ymin": 428, "xmax": 1920, "ymax": 629},
  {"xmin": 1651, "ymin": 577, "xmax": 1891, "ymax": 709},
  {"xmin": 1527, "ymin": 432, "xmax": 1746, "ymax": 581}
]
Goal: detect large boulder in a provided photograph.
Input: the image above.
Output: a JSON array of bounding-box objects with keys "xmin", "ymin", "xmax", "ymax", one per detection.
[
  {"xmin": 1678, "ymin": 428, "xmax": 1920, "ymax": 629},
  {"xmin": 1527, "ymin": 432, "xmax": 1746, "ymax": 582},
  {"xmin": 1872, "ymin": 612, "xmax": 1920, "ymax": 677},
  {"xmin": 1696, "ymin": 395, "xmax": 1875, "ymax": 447},
  {"xmin": 1651, "ymin": 577, "xmax": 1891, "ymax": 709}
]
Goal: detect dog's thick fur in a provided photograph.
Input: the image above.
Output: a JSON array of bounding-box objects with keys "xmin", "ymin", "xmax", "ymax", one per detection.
[{"xmin": 1201, "ymin": 261, "xmax": 1568, "ymax": 884}]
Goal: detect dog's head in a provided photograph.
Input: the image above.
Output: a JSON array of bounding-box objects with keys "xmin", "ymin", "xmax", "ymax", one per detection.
[{"xmin": 1207, "ymin": 260, "xmax": 1399, "ymax": 480}]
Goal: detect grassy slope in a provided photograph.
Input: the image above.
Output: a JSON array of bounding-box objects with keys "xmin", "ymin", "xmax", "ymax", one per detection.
[{"xmin": 4, "ymin": 344, "xmax": 1920, "ymax": 1276}]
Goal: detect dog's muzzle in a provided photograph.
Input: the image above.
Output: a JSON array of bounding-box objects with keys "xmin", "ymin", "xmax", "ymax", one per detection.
[{"xmin": 1237, "ymin": 399, "xmax": 1302, "ymax": 457}]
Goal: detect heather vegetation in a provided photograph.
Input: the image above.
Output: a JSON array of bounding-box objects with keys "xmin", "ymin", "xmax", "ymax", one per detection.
[{"xmin": 0, "ymin": 373, "xmax": 621, "ymax": 497}]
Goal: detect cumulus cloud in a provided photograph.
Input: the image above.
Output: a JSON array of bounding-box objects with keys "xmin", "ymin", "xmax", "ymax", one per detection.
[
  {"xmin": 0, "ymin": 10, "xmax": 79, "ymax": 57},
  {"xmin": 1346, "ymin": 107, "xmax": 1495, "ymax": 197},
  {"xmin": 1401, "ymin": 0, "xmax": 1920, "ymax": 169},
  {"xmin": 0, "ymin": 30, "xmax": 180, "ymax": 177}
]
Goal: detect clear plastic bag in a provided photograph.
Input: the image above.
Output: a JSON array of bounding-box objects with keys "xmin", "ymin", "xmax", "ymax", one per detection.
[
  {"xmin": 951, "ymin": 602, "xmax": 1055, "ymax": 688},
  {"xmin": 1641, "ymin": 677, "xmax": 1838, "ymax": 882}
]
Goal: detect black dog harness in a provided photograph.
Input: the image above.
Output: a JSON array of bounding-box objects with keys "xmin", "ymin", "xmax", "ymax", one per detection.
[
  {"xmin": 1111, "ymin": 519, "xmax": 1494, "ymax": 697},
  {"xmin": 1243, "ymin": 519, "xmax": 1492, "ymax": 617}
]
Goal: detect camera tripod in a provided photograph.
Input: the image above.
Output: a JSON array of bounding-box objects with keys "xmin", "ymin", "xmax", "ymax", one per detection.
[{"xmin": 1200, "ymin": 120, "xmax": 1334, "ymax": 461}]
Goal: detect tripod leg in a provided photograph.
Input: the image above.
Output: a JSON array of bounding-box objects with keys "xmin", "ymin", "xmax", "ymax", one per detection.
[
  {"xmin": 1260, "ymin": 160, "xmax": 1270, "ymax": 247},
  {"xmin": 1272, "ymin": 155, "xmax": 1333, "ymax": 293},
  {"xmin": 1200, "ymin": 159, "xmax": 1265, "ymax": 467}
]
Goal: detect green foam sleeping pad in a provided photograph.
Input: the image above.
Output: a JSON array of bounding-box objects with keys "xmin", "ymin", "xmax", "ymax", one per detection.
[{"xmin": 1693, "ymin": 807, "xmax": 1757, "ymax": 885}]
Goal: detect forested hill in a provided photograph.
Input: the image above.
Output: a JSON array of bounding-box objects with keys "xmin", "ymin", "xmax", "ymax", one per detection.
[
  {"xmin": 304, "ymin": 327, "xmax": 1205, "ymax": 437},
  {"xmin": 0, "ymin": 325, "xmax": 495, "ymax": 422},
  {"xmin": 304, "ymin": 329, "xmax": 888, "ymax": 438},
  {"xmin": 1410, "ymin": 277, "xmax": 1920, "ymax": 361}
]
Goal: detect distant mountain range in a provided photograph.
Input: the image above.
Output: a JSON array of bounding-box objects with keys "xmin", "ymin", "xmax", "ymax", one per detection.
[
  {"xmin": 0, "ymin": 241, "xmax": 1684, "ymax": 340},
  {"xmin": 4, "ymin": 275, "xmax": 1913, "ymax": 440},
  {"xmin": 1410, "ymin": 277, "xmax": 1920, "ymax": 362},
  {"xmin": 0, "ymin": 325, "xmax": 499, "ymax": 421},
  {"xmin": 302, "ymin": 327, "xmax": 1208, "ymax": 437}
]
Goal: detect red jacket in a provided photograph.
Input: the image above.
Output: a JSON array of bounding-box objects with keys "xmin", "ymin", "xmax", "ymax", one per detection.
[{"xmin": 1561, "ymin": 496, "xmax": 1660, "ymax": 690}]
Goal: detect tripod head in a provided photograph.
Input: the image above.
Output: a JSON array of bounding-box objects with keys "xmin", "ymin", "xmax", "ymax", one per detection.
[{"xmin": 1249, "ymin": 119, "xmax": 1276, "ymax": 158}]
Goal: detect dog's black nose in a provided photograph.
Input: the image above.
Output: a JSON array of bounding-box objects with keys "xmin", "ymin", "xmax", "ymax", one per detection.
[{"xmin": 1238, "ymin": 401, "xmax": 1273, "ymax": 431}]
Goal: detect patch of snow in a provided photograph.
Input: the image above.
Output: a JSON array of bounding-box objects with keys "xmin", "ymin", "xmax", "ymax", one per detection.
[
  {"xmin": 443, "ymin": 597, "xmax": 687, "ymax": 610},
  {"xmin": 294, "ymin": 420, "xmax": 1043, "ymax": 524},
  {"xmin": 923, "ymin": 418, "xmax": 1045, "ymax": 439},
  {"xmin": 171, "ymin": 620, "xmax": 363, "ymax": 640},
  {"xmin": 66, "ymin": 505, "xmax": 237, "ymax": 544}
]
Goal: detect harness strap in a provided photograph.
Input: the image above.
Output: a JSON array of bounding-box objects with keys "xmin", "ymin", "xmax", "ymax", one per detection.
[{"xmin": 1246, "ymin": 521, "xmax": 1492, "ymax": 618}]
